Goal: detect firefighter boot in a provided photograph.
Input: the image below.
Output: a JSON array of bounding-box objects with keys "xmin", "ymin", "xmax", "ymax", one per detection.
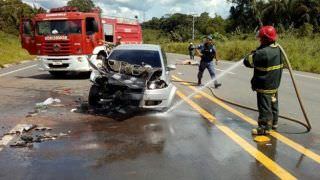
[
  {"xmin": 214, "ymin": 83, "xmax": 222, "ymax": 89},
  {"xmin": 252, "ymin": 127, "xmax": 270, "ymax": 136},
  {"xmin": 272, "ymin": 122, "xmax": 278, "ymax": 130},
  {"xmin": 197, "ymin": 79, "xmax": 202, "ymax": 86}
]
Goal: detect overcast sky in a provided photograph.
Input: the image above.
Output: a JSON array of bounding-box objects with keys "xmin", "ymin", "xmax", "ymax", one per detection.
[{"xmin": 22, "ymin": 0, "xmax": 232, "ymax": 21}]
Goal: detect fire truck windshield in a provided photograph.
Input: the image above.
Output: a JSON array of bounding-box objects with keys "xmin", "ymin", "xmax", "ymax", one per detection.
[{"xmin": 37, "ymin": 20, "xmax": 82, "ymax": 35}]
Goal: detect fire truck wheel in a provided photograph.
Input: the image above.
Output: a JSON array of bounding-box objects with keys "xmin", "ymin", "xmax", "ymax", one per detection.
[
  {"xmin": 88, "ymin": 85, "xmax": 102, "ymax": 108},
  {"xmin": 49, "ymin": 71, "xmax": 68, "ymax": 77}
]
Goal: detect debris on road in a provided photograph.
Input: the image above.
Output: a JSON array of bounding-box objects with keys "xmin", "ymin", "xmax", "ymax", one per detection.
[
  {"xmin": 4, "ymin": 124, "xmax": 37, "ymax": 135},
  {"xmin": 176, "ymin": 60, "xmax": 199, "ymax": 65},
  {"xmin": 34, "ymin": 133, "xmax": 58, "ymax": 142},
  {"xmin": 35, "ymin": 126, "xmax": 52, "ymax": 131},
  {"xmin": 50, "ymin": 104, "xmax": 65, "ymax": 107},
  {"xmin": 36, "ymin": 97, "xmax": 61, "ymax": 108},
  {"xmin": 54, "ymin": 88, "xmax": 72, "ymax": 95},
  {"xmin": 26, "ymin": 97, "xmax": 64, "ymax": 118},
  {"xmin": 71, "ymin": 102, "xmax": 90, "ymax": 113},
  {"xmin": 59, "ymin": 132, "xmax": 68, "ymax": 137},
  {"xmin": 20, "ymin": 135, "xmax": 34, "ymax": 143},
  {"xmin": 3, "ymin": 124, "xmax": 71, "ymax": 148},
  {"xmin": 10, "ymin": 140, "xmax": 32, "ymax": 148}
]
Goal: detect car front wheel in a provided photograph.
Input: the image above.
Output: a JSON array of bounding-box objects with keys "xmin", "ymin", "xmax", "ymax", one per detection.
[{"xmin": 88, "ymin": 85, "xmax": 102, "ymax": 108}]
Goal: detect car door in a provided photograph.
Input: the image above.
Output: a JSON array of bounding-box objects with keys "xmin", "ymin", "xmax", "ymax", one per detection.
[{"xmin": 20, "ymin": 18, "xmax": 37, "ymax": 55}]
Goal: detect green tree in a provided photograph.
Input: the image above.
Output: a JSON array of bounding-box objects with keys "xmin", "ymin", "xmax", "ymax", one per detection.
[
  {"xmin": 226, "ymin": 0, "xmax": 261, "ymax": 33},
  {"xmin": 0, "ymin": 0, "xmax": 45, "ymax": 35},
  {"xmin": 142, "ymin": 12, "xmax": 229, "ymax": 42},
  {"xmin": 67, "ymin": 0, "xmax": 95, "ymax": 12},
  {"xmin": 227, "ymin": 0, "xmax": 320, "ymax": 33},
  {"xmin": 292, "ymin": 0, "xmax": 320, "ymax": 30}
]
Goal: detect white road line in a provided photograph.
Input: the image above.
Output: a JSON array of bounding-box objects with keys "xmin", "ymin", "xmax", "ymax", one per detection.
[
  {"xmin": 219, "ymin": 61, "xmax": 236, "ymax": 65},
  {"xmin": 283, "ymin": 71, "xmax": 320, "ymax": 80},
  {"xmin": 0, "ymin": 64, "xmax": 37, "ymax": 77},
  {"xmin": 216, "ymin": 68, "xmax": 236, "ymax": 75},
  {"xmin": 0, "ymin": 135, "xmax": 15, "ymax": 151},
  {"xmin": 0, "ymin": 124, "xmax": 22, "ymax": 152},
  {"xmin": 221, "ymin": 61, "xmax": 320, "ymax": 80}
]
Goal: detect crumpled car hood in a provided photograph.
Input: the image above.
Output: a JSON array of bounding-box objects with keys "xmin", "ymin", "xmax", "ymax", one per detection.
[{"xmin": 91, "ymin": 59, "xmax": 163, "ymax": 89}]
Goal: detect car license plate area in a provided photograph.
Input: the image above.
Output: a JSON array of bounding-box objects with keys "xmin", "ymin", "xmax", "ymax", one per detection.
[{"xmin": 52, "ymin": 61, "xmax": 63, "ymax": 65}]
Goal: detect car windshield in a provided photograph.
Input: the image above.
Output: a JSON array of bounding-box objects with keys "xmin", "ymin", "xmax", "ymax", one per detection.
[
  {"xmin": 108, "ymin": 50, "xmax": 162, "ymax": 68},
  {"xmin": 37, "ymin": 20, "xmax": 82, "ymax": 35}
]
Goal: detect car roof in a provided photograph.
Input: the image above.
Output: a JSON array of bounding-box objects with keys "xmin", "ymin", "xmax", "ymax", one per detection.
[{"xmin": 114, "ymin": 44, "xmax": 161, "ymax": 51}]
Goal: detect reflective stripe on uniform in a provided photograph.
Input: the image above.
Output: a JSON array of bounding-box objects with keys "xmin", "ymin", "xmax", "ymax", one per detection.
[
  {"xmin": 256, "ymin": 89, "xmax": 278, "ymax": 94},
  {"xmin": 247, "ymin": 54, "xmax": 254, "ymax": 67},
  {"xmin": 270, "ymin": 43, "xmax": 279, "ymax": 48},
  {"xmin": 255, "ymin": 64, "xmax": 283, "ymax": 72}
]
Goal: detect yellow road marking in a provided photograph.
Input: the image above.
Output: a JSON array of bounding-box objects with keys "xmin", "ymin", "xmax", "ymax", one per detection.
[
  {"xmin": 172, "ymin": 75, "xmax": 320, "ymax": 164},
  {"xmin": 194, "ymin": 94, "xmax": 202, "ymax": 99},
  {"xmin": 176, "ymin": 90, "xmax": 296, "ymax": 180}
]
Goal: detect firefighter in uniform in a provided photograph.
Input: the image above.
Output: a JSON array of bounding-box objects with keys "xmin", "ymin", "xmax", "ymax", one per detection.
[{"xmin": 244, "ymin": 26, "xmax": 284, "ymax": 135}]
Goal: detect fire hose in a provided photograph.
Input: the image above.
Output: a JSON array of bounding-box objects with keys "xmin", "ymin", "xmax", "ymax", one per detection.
[{"xmin": 207, "ymin": 43, "xmax": 312, "ymax": 132}]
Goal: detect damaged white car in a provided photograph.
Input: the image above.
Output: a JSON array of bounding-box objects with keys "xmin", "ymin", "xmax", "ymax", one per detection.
[{"xmin": 88, "ymin": 44, "xmax": 177, "ymax": 112}]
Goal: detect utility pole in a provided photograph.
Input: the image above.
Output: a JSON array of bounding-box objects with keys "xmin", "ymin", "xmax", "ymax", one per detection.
[
  {"xmin": 192, "ymin": 15, "xmax": 195, "ymax": 41},
  {"xmin": 191, "ymin": 13, "xmax": 197, "ymax": 41},
  {"xmin": 143, "ymin": 11, "xmax": 146, "ymax": 22}
]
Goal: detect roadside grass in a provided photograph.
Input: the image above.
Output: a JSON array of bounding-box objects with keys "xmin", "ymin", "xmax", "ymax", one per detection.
[
  {"xmin": 0, "ymin": 31, "xmax": 34, "ymax": 67},
  {"xmin": 158, "ymin": 35, "xmax": 320, "ymax": 74}
]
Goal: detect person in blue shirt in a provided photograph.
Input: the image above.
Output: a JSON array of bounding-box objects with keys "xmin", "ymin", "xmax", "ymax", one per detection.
[{"xmin": 195, "ymin": 35, "xmax": 221, "ymax": 88}]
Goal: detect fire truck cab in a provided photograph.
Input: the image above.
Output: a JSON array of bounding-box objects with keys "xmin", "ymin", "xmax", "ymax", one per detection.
[{"xmin": 20, "ymin": 6, "xmax": 142, "ymax": 76}]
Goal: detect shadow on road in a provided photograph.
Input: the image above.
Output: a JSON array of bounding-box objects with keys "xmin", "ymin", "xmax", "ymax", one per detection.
[
  {"xmin": 75, "ymin": 102, "xmax": 147, "ymax": 121},
  {"xmin": 15, "ymin": 72, "xmax": 90, "ymax": 80}
]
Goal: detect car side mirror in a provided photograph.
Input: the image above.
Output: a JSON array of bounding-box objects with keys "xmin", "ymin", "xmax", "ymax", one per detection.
[{"xmin": 166, "ymin": 64, "xmax": 176, "ymax": 71}]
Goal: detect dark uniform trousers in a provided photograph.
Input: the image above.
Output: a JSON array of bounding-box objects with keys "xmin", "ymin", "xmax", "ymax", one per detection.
[{"xmin": 257, "ymin": 92, "xmax": 279, "ymax": 128}]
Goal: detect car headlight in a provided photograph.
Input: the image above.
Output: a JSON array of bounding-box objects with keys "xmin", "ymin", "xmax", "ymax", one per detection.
[
  {"xmin": 148, "ymin": 82, "xmax": 156, "ymax": 90},
  {"xmin": 148, "ymin": 80, "xmax": 168, "ymax": 90},
  {"xmin": 90, "ymin": 70, "xmax": 100, "ymax": 82}
]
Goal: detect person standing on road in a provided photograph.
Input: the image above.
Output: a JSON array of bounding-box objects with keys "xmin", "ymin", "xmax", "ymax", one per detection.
[
  {"xmin": 195, "ymin": 35, "xmax": 221, "ymax": 88},
  {"xmin": 243, "ymin": 26, "xmax": 284, "ymax": 135},
  {"xmin": 188, "ymin": 42, "xmax": 195, "ymax": 60}
]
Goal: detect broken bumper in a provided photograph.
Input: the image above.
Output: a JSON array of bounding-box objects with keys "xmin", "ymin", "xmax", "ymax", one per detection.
[
  {"xmin": 99, "ymin": 83, "xmax": 176, "ymax": 110},
  {"xmin": 38, "ymin": 55, "xmax": 91, "ymax": 72},
  {"xmin": 140, "ymin": 84, "xmax": 177, "ymax": 110}
]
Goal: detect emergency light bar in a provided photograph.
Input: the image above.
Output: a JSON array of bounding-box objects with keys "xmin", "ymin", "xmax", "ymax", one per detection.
[{"xmin": 50, "ymin": 6, "xmax": 79, "ymax": 13}]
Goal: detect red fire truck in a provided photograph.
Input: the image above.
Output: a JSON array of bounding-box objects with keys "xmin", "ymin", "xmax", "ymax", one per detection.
[{"xmin": 20, "ymin": 6, "xmax": 142, "ymax": 76}]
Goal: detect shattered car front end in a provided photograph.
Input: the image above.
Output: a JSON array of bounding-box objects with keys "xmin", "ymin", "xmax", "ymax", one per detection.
[{"xmin": 88, "ymin": 46, "xmax": 176, "ymax": 112}]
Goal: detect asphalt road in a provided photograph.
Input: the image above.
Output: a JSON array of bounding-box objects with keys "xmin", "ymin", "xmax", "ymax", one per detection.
[{"xmin": 0, "ymin": 53, "xmax": 320, "ymax": 180}]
